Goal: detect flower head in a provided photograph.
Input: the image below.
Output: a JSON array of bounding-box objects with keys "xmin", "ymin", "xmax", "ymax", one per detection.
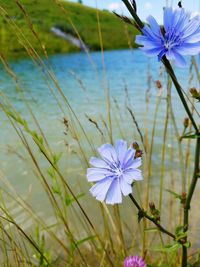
[
  {"xmin": 124, "ymin": 255, "xmax": 146, "ymax": 267},
  {"xmin": 87, "ymin": 140, "xmax": 142, "ymax": 205},
  {"xmin": 136, "ymin": 7, "xmax": 200, "ymax": 67}
]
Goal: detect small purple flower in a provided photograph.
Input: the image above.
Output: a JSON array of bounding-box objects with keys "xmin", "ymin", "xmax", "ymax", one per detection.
[
  {"xmin": 124, "ymin": 255, "xmax": 146, "ymax": 267},
  {"xmin": 87, "ymin": 140, "xmax": 142, "ymax": 205},
  {"xmin": 136, "ymin": 7, "xmax": 200, "ymax": 67}
]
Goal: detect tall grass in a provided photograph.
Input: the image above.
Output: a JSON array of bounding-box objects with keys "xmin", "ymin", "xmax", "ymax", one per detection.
[{"xmin": 0, "ymin": 1, "xmax": 200, "ymax": 266}]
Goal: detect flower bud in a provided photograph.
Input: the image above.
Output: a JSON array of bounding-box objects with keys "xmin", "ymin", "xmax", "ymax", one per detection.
[
  {"xmin": 183, "ymin": 118, "xmax": 189, "ymax": 128},
  {"xmin": 190, "ymin": 88, "xmax": 200, "ymax": 101},
  {"xmin": 149, "ymin": 202, "xmax": 160, "ymax": 221},
  {"xmin": 190, "ymin": 87, "xmax": 198, "ymax": 95},
  {"xmin": 178, "ymin": 1, "xmax": 182, "ymax": 8},
  {"xmin": 132, "ymin": 142, "xmax": 139, "ymax": 150},
  {"xmin": 181, "ymin": 192, "xmax": 187, "ymax": 205},
  {"xmin": 149, "ymin": 202, "xmax": 155, "ymax": 212},
  {"xmin": 135, "ymin": 150, "xmax": 143, "ymax": 158},
  {"xmin": 155, "ymin": 80, "xmax": 162, "ymax": 89}
]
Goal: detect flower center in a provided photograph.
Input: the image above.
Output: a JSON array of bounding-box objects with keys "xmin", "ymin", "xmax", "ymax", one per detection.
[
  {"xmin": 164, "ymin": 28, "xmax": 182, "ymax": 50},
  {"xmin": 114, "ymin": 167, "xmax": 123, "ymax": 177}
]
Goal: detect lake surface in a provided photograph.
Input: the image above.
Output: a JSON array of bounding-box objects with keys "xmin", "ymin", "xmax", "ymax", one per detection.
[{"xmin": 0, "ymin": 50, "xmax": 199, "ymax": 242}]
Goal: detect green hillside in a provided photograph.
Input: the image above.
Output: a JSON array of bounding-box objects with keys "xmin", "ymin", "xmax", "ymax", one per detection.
[{"xmin": 0, "ymin": 0, "xmax": 138, "ymax": 58}]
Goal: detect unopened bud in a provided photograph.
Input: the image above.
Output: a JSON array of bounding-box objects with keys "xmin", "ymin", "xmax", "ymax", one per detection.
[
  {"xmin": 132, "ymin": 142, "xmax": 139, "ymax": 150},
  {"xmin": 155, "ymin": 80, "xmax": 162, "ymax": 89},
  {"xmin": 149, "ymin": 202, "xmax": 155, "ymax": 212},
  {"xmin": 135, "ymin": 150, "xmax": 143, "ymax": 158},
  {"xmin": 178, "ymin": 1, "xmax": 182, "ymax": 8},
  {"xmin": 181, "ymin": 192, "xmax": 187, "ymax": 205},
  {"xmin": 183, "ymin": 118, "xmax": 189, "ymax": 128},
  {"xmin": 181, "ymin": 192, "xmax": 187, "ymax": 200},
  {"xmin": 190, "ymin": 87, "xmax": 198, "ymax": 95},
  {"xmin": 190, "ymin": 88, "xmax": 200, "ymax": 101},
  {"xmin": 149, "ymin": 202, "xmax": 160, "ymax": 221}
]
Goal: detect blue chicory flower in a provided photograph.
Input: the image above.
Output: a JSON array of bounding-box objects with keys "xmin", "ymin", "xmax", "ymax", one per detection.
[
  {"xmin": 124, "ymin": 255, "xmax": 146, "ymax": 267},
  {"xmin": 136, "ymin": 7, "xmax": 200, "ymax": 67},
  {"xmin": 87, "ymin": 140, "xmax": 142, "ymax": 205}
]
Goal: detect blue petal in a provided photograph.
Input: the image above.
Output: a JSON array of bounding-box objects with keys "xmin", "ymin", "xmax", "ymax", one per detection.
[
  {"xmin": 136, "ymin": 35, "xmax": 162, "ymax": 49},
  {"xmin": 171, "ymin": 51, "xmax": 187, "ymax": 67},
  {"xmin": 125, "ymin": 157, "xmax": 142, "ymax": 170},
  {"xmin": 174, "ymin": 9, "xmax": 190, "ymax": 32},
  {"xmin": 141, "ymin": 47, "xmax": 164, "ymax": 57},
  {"xmin": 122, "ymin": 172, "xmax": 135, "ymax": 184},
  {"xmin": 165, "ymin": 50, "xmax": 175, "ymax": 60},
  {"xmin": 115, "ymin": 140, "xmax": 127, "ymax": 165},
  {"xmin": 184, "ymin": 32, "xmax": 200, "ymax": 43},
  {"xmin": 98, "ymin": 143, "xmax": 118, "ymax": 164},
  {"xmin": 124, "ymin": 169, "xmax": 143, "ymax": 181},
  {"xmin": 89, "ymin": 177, "xmax": 113, "ymax": 202},
  {"xmin": 146, "ymin": 15, "xmax": 162, "ymax": 37},
  {"xmin": 87, "ymin": 168, "xmax": 113, "ymax": 182},
  {"xmin": 182, "ymin": 18, "xmax": 200, "ymax": 40},
  {"xmin": 164, "ymin": 7, "xmax": 173, "ymax": 31},
  {"xmin": 172, "ymin": 8, "xmax": 184, "ymax": 30},
  {"xmin": 120, "ymin": 178, "xmax": 132, "ymax": 196},
  {"xmin": 89, "ymin": 157, "xmax": 109, "ymax": 168},
  {"xmin": 142, "ymin": 25, "xmax": 161, "ymax": 42},
  {"xmin": 178, "ymin": 43, "xmax": 200, "ymax": 55},
  {"xmin": 122, "ymin": 148, "xmax": 135, "ymax": 168},
  {"xmin": 105, "ymin": 179, "xmax": 122, "ymax": 205}
]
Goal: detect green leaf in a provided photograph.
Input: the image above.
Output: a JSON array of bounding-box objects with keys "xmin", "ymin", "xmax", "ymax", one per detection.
[
  {"xmin": 181, "ymin": 131, "xmax": 200, "ymax": 139},
  {"xmin": 151, "ymin": 243, "xmax": 181, "ymax": 253},
  {"xmin": 51, "ymin": 185, "xmax": 62, "ymax": 195},
  {"xmin": 183, "ymin": 241, "xmax": 191, "ymax": 248},
  {"xmin": 65, "ymin": 193, "xmax": 85, "ymax": 206},
  {"xmin": 174, "ymin": 225, "xmax": 187, "ymax": 243},
  {"xmin": 52, "ymin": 153, "xmax": 63, "ymax": 164},
  {"xmin": 70, "ymin": 235, "xmax": 96, "ymax": 252},
  {"xmin": 175, "ymin": 225, "xmax": 185, "ymax": 235},
  {"xmin": 166, "ymin": 189, "xmax": 182, "ymax": 200}
]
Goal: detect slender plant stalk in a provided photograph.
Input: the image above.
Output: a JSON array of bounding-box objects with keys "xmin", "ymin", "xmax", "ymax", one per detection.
[
  {"xmin": 182, "ymin": 138, "xmax": 200, "ymax": 267},
  {"xmin": 129, "ymin": 194, "xmax": 175, "ymax": 240},
  {"xmin": 159, "ymin": 76, "xmax": 170, "ymax": 211},
  {"xmin": 161, "ymin": 57, "xmax": 199, "ymax": 132}
]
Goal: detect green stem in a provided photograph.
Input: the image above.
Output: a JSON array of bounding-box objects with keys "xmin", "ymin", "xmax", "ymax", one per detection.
[
  {"xmin": 129, "ymin": 194, "xmax": 175, "ymax": 240},
  {"xmin": 161, "ymin": 57, "xmax": 199, "ymax": 132},
  {"xmin": 182, "ymin": 137, "xmax": 200, "ymax": 267}
]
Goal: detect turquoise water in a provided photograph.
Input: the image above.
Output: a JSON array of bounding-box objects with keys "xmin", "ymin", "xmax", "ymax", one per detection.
[{"xmin": 0, "ymin": 50, "xmax": 199, "ymax": 227}]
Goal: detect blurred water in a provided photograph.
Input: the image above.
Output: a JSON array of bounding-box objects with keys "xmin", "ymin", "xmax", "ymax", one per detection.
[{"xmin": 0, "ymin": 49, "xmax": 199, "ymax": 227}]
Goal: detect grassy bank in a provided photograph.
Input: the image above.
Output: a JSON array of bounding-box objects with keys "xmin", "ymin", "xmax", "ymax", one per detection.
[{"xmin": 0, "ymin": 0, "xmax": 138, "ymax": 58}]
